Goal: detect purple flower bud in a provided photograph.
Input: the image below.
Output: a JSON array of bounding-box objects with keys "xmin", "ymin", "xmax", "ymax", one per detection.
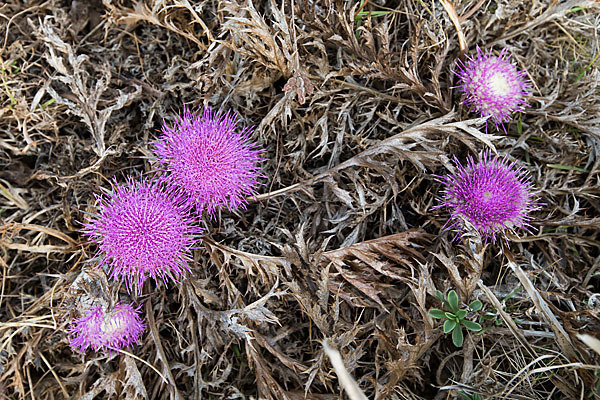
[
  {"xmin": 153, "ymin": 107, "xmax": 265, "ymax": 217},
  {"xmin": 83, "ymin": 177, "xmax": 203, "ymax": 294},
  {"xmin": 455, "ymin": 46, "xmax": 531, "ymax": 128},
  {"xmin": 435, "ymin": 151, "xmax": 538, "ymax": 242},
  {"xmin": 69, "ymin": 303, "xmax": 145, "ymax": 354}
]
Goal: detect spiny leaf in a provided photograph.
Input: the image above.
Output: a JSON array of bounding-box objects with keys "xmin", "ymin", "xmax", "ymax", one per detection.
[
  {"xmin": 323, "ymin": 230, "xmax": 432, "ymax": 308},
  {"xmin": 323, "ymin": 230, "xmax": 432, "ymax": 280},
  {"xmin": 122, "ymin": 356, "xmax": 148, "ymax": 400}
]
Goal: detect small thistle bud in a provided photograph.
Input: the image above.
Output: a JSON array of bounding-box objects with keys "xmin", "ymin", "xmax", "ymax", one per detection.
[
  {"xmin": 69, "ymin": 303, "xmax": 145, "ymax": 354},
  {"xmin": 83, "ymin": 177, "xmax": 203, "ymax": 294},
  {"xmin": 435, "ymin": 151, "xmax": 538, "ymax": 242},
  {"xmin": 455, "ymin": 46, "xmax": 531, "ymax": 128},
  {"xmin": 153, "ymin": 107, "xmax": 265, "ymax": 217}
]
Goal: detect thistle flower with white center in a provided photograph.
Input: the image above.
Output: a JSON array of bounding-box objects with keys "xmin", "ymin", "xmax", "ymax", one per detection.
[
  {"xmin": 99, "ymin": 303, "xmax": 145, "ymax": 352},
  {"xmin": 68, "ymin": 306, "xmax": 104, "ymax": 354},
  {"xmin": 455, "ymin": 46, "xmax": 531, "ymax": 129},
  {"xmin": 69, "ymin": 303, "xmax": 145, "ymax": 354}
]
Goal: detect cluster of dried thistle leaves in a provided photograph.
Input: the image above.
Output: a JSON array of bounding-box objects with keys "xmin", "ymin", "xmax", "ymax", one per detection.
[{"xmin": 0, "ymin": 0, "xmax": 599, "ymax": 399}]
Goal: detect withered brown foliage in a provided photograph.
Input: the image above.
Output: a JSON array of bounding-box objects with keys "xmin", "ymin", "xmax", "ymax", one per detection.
[{"xmin": 1, "ymin": 0, "xmax": 599, "ymax": 399}]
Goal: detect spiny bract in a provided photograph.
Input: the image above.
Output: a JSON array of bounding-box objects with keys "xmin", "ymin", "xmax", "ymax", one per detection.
[
  {"xmin": 456, "ymin": 46, "xmax": 531, "ymax": 128},
  {"xmin": 68, "ymin": 303, "xmax": 145, "ymax": 354},
  {"xmin": 83, "ymin": 177, "xmax": 203, "ymax": 294},
  {"xmin": 153, "ymin": 107, "xmax": 265, "ymax": 217},
  {"xmin": 435, "ymin": 151, "xmax": 537, "ymax": 242}
]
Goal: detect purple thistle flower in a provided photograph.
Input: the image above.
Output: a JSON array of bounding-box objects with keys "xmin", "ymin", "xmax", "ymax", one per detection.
[
  {"xmin": 455, "ymin": 46, "xmax": 531, "ymax": 128},
  {"xmin": 83, "ymin": 177, "xmax": 203, "ymax": 294},
  {"xmin": 98, "ymin": 303, "xmax": 145, "ymax": 352},
  {"xmin": 69, "ymin": 303, "xmax": 145, "ymax": 354},
  {"xmin": 435, "ymin": 151, "xmax": 538, "ymax": 242},
  {"xmin": 68, "ymin": 306, "xmax": 104, "ymax": 354},
  {"xmin": 153, "ymin": 107, "xmax": 265, "ymax": 217}
]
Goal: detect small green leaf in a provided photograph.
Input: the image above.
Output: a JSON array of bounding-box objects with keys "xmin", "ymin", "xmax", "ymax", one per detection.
[
  {"xmin": 355, "ymin": 10, "xmax": 389, "ymax": 19},
  {"xmin": 482, "ymin": 312, "xmax": 496, "ymax": 321},
  {"xmin": 435, "ymin": 290, "xmax": 444, "ymax": 302},
  {"xmin": 40, "ymin": 98, "xmax": 55, "ymax": 110},
  {"xmin": 443, "ymin": 319, "xmax": 457, "ymax": 333},
  {"xmin": 452, "ymin": 325, "xmax": 464, "ymax": 347},
  {"xmin": 429, "ymin": 308, "xmax": 446, "ymax": 319},
  {"xmin": 456, "ymin": 309, "xmax": 467, "ymax": 320},
  {"xmin": 462, "ymin": 320, "xmax": 483, "ymax": 332},
  {"xmin": 445, "ymin": 312, "xmax": 456, "ymax": 320},
  {"xmin": 458, "ymin": 393, "xmax": 481, "ymax": 400},
  {"xmin": 469, "ymin": 300, "xmax": 482, "ymax": 311},
  {"xmin": 448, "ymin": 290, "xmax": 459, "ymax": 313},
  {"xmin": 547, "ymin": 163, "xmax": 589, "ymax": 173}
]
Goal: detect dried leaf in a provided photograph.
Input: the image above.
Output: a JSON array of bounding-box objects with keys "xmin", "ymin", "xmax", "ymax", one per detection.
[
  {"xmin": 35, "ymin": 18, "xmax": 141, "ymax": 157},
  {"xmin": 322, "ymin": 230, "xmax": 432, "ymax": 308},
  {"xmin": 283, "ymin": 72, "xmax": 315, "ymax": 105},
  {"xmin": 322, "ymin": 340, "xmax": 368, "ymax": 400},
  {"xmin": 505, "ymin": 252, "xmax": 579, "ymax": 361},
  {"xmin": 122, "ymin": 356, "xmax": 148, "ymax": 400},
  {"xmin": 80, "ymin": 373, "xmax": 118, "ymax": 400}
]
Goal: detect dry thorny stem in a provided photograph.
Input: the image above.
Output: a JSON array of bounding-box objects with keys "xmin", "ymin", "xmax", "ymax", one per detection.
[{"xmin": 0, "ymin": 0, "xmax": 599, "ymax": 399}]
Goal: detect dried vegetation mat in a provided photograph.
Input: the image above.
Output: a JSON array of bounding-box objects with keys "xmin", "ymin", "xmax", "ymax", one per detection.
[{"xmin": 1, "ymin": 0, "xmax": 600, "ymax": 399}]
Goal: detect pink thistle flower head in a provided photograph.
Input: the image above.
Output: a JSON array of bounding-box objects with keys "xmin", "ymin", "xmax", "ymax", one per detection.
[
  {"xmin": 98, "ymin": 303, "xmax": 145, "ymax": 352},
  {"xmin": 435, "ymin": 151, "xmax": 538, "ymax": 242},
  {"xmin": 68, "ymin": 306, "xmax": 104, "ymax": 354},
  {"xmin": 69, "ymin": 303, "xmax": 145, "ymax": 354},
  {"xmin": 456, "ymin": 46, "xmax": 531, "ymax": 128},
  {"xmin": 83, "ymin": 177, "xmax": 203, "ymax": 294},
  {"xmin": 153, "ymin": 107, "xmax": 266, "ymax": 217}
]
